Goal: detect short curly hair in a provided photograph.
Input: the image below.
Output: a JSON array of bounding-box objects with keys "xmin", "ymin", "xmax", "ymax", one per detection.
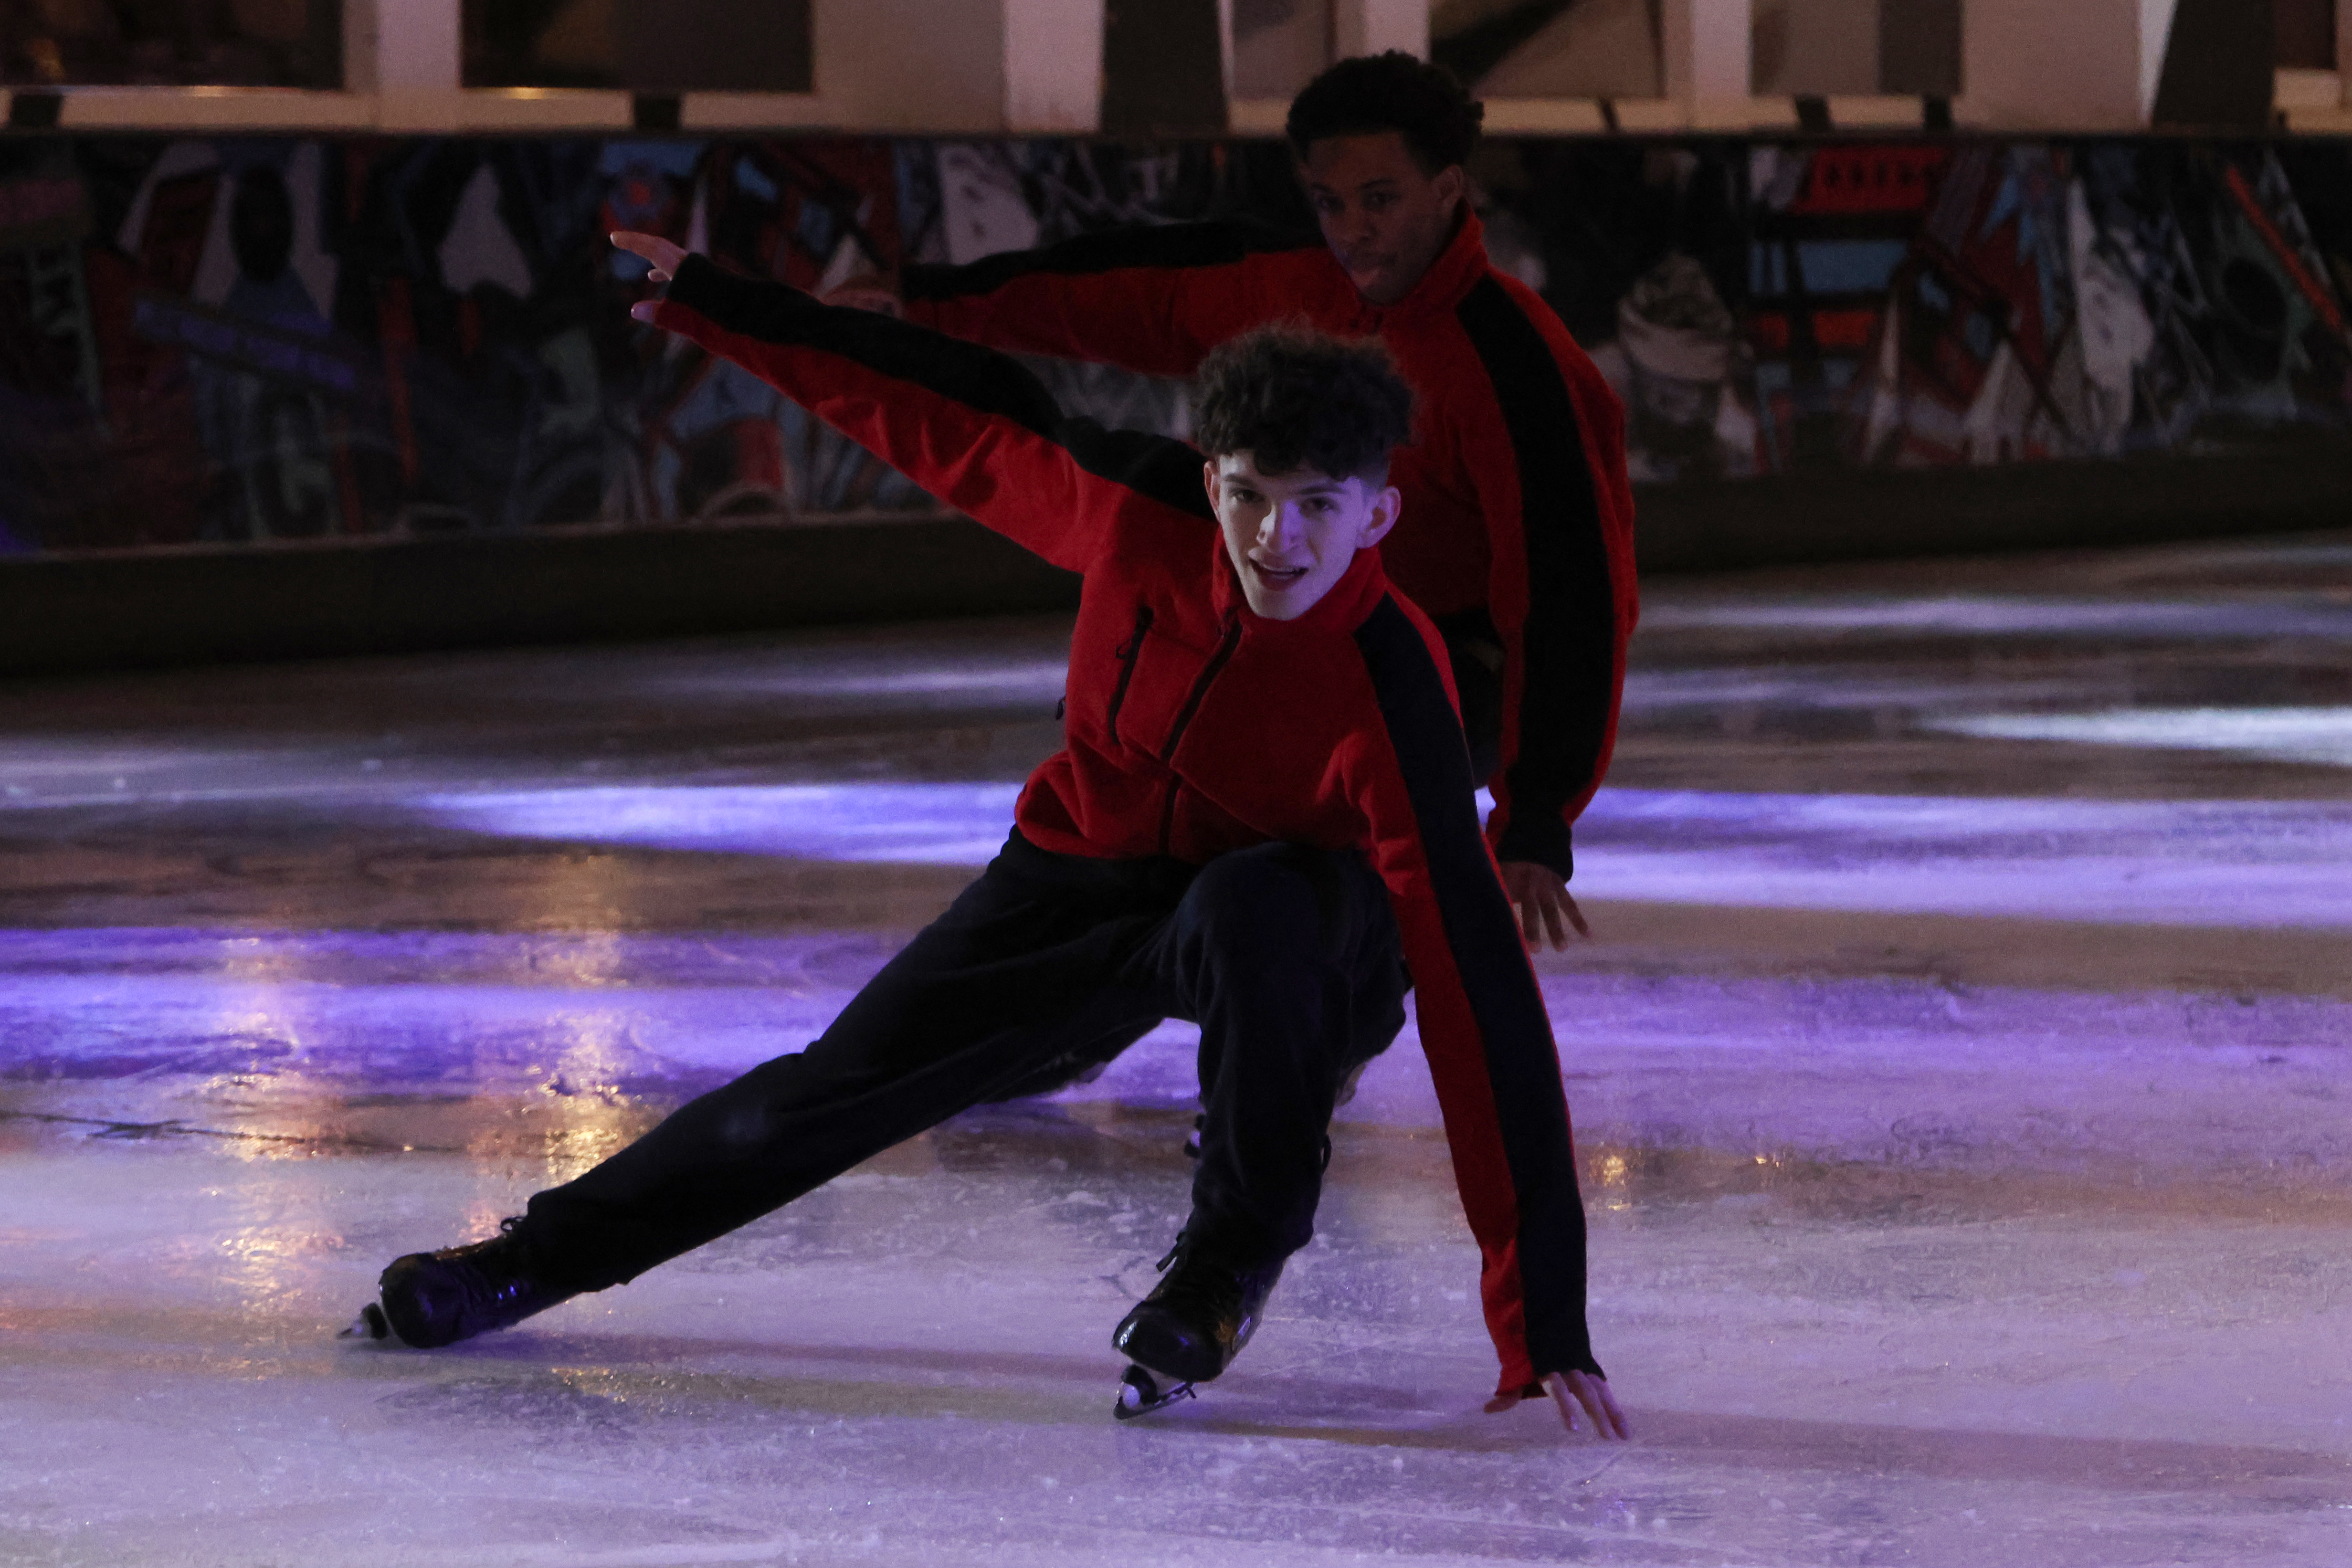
[
  {"xmin": 1193, "ymin": 325, "xmax": 1416, "ymax": 481},
  {"xmin": 1285, "ymin": 52, "xmax": 1484, "ymax": 175}
]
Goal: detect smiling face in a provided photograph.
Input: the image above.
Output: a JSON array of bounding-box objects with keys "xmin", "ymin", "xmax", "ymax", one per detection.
[
  {"xmin": 1206, "ymin": 452, "xmax": 1399, "ymax": 621},
  {"xmin": 1300, "ymin": 131, "xmax": 1466, "ymax": 307}
]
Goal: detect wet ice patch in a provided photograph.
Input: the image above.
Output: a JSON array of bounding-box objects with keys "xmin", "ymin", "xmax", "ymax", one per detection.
[
  {"xmin": 1639, "ymin": 596, "xmax": 2352, "ymax": 641},
  {"xmin": 1929, "ymin": 707, "xmax": 2352, "ymax": 769},
  {"xmin": 1573, "ymin": 789, "xmax": 2352, "ymax": 927},
  {"xmin": 418, "ymin": 783, "xmax": 1025, "ymax": 864}
]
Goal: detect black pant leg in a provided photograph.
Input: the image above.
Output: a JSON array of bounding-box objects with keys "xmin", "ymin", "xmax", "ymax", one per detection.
[
  {"xmin": 523, "ymin": 835, "xmax": 1179, "ymax": 1290},
  {"xmin": 1132, "ymin": 842, "xmax": 1407, "ymax": 1264}
]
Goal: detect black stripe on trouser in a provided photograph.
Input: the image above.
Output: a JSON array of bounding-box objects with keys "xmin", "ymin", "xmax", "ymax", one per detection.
[
  {"xmin": 1455, "ymin": 276, "xmax": 1619, "ymax": 881},
  {"xmin": 664, "ymin": 256, "xmax": 1215, "ymax": 522},
  {"xmin": 1352, "ymin": 595, "xmax": 1599, "ymax": 1379},
  {"xmin": 521, "ymin": 831, "xmax": 1405, "ymax": 1291}
]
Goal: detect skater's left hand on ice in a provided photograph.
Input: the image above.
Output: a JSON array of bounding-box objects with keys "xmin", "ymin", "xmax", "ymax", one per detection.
[
  {"xmin": 1485, "ymin": 1370, "xmax": 1630, "ymax": 1440},
  {"xmin": 1500, "ymin": 861, "xmax": 1590, "ymax": 952}
]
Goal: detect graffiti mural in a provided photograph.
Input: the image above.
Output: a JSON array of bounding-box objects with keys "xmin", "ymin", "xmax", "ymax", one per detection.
[{"xmin": 1, "ymin": 131, "xmax": 2347, "ymax": 555}]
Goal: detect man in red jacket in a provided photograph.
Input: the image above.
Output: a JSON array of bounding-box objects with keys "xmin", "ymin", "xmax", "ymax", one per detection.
[
  {"xmin": 355, "ymin": 232, "xmax": 1627, "ymax": 1441},
  {"xmin": 833, "ymin": 52, "xmax": 1639, "ymax": 956}
]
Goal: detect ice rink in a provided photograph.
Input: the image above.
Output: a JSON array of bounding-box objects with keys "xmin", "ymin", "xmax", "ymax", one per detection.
[{"xmin": 4, "ymin": 532, "xmax": 2350, "ymax": 1567}]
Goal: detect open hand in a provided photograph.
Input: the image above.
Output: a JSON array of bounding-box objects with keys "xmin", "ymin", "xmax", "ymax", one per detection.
[
  {"xmin": 1499, "ymin": 860, "xmax": 1590, "ymax": 951},
  {"xmin": 612, "ymin": 230, "xmax": 689, "ymax": 282},
  {"xmin": 1485, "ymin": 1369, "xmax": 1630, "ymax": 1440}
]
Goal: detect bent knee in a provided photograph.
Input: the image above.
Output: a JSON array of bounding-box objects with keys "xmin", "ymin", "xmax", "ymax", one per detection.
[{"xmin": 1186, "ymin": 844, "xmax": 1360, "ymax": 961}]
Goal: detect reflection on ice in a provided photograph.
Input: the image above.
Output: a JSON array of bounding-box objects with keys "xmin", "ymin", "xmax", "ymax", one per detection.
[
  {"xmin": 1640, "ymin": 595, "xmax": 2352, "ymax": 640},
  {"xmin": 414, "ymin": 781, "xmax": 2352, "ymax": 927},
  {"xmin": 1933, "ymin": 706, "xmax": 2352, "ymax": 768},
  {"xmin": 421, "ymin": 782, "xmax": 1025, "ymax": 863}
]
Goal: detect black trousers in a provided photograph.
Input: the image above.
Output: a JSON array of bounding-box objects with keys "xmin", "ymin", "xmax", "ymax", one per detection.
[{"xmin": 522, "ymin": 831, "xmax": 1409, "ymax": 1291}]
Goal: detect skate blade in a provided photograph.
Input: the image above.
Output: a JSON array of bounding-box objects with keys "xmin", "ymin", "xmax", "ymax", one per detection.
[
  {"xmin": 1112, "ymin": 1364, "xmax": 1195, "ymax": 1421},
  {"xmin": 337, "ymin": 1302, "xmax": 390, "ymax": 1341}
]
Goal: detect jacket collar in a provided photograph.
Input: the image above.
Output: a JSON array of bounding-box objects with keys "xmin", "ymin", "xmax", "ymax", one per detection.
[{"xmin": 1353, "ymin": 208, "xmax": 1491, "ymax": 327}]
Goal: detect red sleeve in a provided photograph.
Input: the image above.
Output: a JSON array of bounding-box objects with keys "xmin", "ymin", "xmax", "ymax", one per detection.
[
  {"xmin": 1346, "ymin": 593, "xmax": 1601, "ymax": 1394},
  {"xmin": 900, "ymin": 222, "xmax": 1324, "ymax": 379},
  {"xmin": 655, "ymin": 256, "xmax": 1210, "ymax": 574},
  {"xmin": 1451, "ymin": 277, "xmax": 1641, "ymax": 881}
]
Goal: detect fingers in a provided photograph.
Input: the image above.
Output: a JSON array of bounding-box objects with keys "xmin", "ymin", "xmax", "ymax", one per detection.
[
  {"xmin": 1548, "ymin": 1370, "xmax": 1631, "ymax": 1441},
  {"xmin": 1562, "ymin": 891, "xmax": 1593, "ymax": 941},
  {"xmin": 609, "ymin": 230, "xmax": 681, "ymax": 282},
  {"xmin": 1518, "ymin": 890, "xmax": 1542, "ymax": 950},
  {"xmin": 629, "ymin": 300, "xmax": 658, "ymax": 324},
  {"xmin": 1481, "ymin": 1390, "xmax": 1523, "ymax": 1415},
  {"xmin": 1540, "ymin": 1371, "xmax": 1578, "ymax": 1430},
  {"xmin": 1536, "ymin": 885, "xmax": 1570, "ymax": 951}
]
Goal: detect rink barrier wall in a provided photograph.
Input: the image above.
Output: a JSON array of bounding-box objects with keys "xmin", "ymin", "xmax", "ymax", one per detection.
[
  {"xmin": 2, "ymin": 446, "xmax": 2344, "ymax": 677},
  {"xmin": 5, "ymin": 127, "xmax": 2352, "ymax": 671}
]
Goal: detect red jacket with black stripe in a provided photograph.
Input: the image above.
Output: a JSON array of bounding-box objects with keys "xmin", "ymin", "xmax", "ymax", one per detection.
[
  {"xmin": 655, "ymin": 255, "xmax": 1602, "ymax": 1392},
  {"xmin": 900, "ymin": 211, "xmax": 1639, "ymax": 881}
]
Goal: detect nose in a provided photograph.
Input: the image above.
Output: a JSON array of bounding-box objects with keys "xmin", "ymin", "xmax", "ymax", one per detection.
[{"xmin": 1259, "ymin": 501, "xmax": 1306, "ymax": 552}]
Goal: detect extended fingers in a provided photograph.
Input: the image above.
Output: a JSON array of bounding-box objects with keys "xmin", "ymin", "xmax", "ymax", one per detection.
[
  {"xmin": 1536, "ymin": 886, "xmax": 1571, "ymax": 950},
  {"xmin": 609, "ymin": 230, "xmax": 680, "ymax": 281},
  {"xmin": 1562, "ymin": 1372, "xmax": 1630, "ymax": 1441},
  {"xmin": 1561, "ymin": 891, "xmax": 1592, "ymax": 941}
]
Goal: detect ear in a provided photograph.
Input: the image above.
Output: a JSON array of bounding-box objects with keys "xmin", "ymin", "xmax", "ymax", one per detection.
[
  {"xmin": 1202, "ymin": 459, "xmax": 1220, "ymax": 510},
  {"xmin": 1432, "ymin": 163, "xmax": 1467, "ymax": 217},
  {"xmin": 1357, "ymin": 484, "xmax": 1401, "ymax": 550}
]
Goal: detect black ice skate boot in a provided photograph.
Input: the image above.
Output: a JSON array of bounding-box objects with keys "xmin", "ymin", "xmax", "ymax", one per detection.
[
  {"xmin": 1112, "ymin": 1230, "xmax": 1285, "ymax": 1388},
  {"xmin": 367, "ymin": 1217, "xmax": 577, "ymax": 1348}
]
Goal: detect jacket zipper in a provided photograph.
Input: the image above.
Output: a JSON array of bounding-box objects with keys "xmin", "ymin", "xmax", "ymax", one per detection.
[
  {"xmin": 1157, "ymin": 617, "xmax": 1242, "ymax": 764},
  {"xmin": 1103, "ymin": 604, "xmax": 1153, "ymax": 745},
  {"xmin": 1157, "ymin": 777, "xmax": 1184, "ymax": 854}
]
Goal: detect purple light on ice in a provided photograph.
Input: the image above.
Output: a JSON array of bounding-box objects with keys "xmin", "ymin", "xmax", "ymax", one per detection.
[
  {"xmin": 420, "ymin": 782, "xmax": 1025, "ymax": 865},
  {"xmin": 415, "ymin": 783, "xmax": 2352, "ymax": 928}
]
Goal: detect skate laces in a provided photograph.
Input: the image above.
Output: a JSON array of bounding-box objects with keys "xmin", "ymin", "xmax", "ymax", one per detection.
[{"xmin": 1150, "ymin": 1232, "xmax": 1245, "ymax": 1326}]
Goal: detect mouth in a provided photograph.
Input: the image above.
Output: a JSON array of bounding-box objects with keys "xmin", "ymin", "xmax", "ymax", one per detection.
[{"xmin": 1249, "ymin": 559, "xmax": 1310, "ymax": 590}]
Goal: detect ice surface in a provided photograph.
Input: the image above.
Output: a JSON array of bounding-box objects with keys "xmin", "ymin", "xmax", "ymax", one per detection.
[{"xmin": 3, "ymin": 537, "xmax": 2351, "ymax": 1566}]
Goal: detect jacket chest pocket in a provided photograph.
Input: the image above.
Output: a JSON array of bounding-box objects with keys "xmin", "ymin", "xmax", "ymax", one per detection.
[
  {"xmin": 1102, "ymin": 605, "xmax": 1154, "ymax": 748},
  {"xmin": 1100, "ymin": 606, "xmax": 1230, "ymax": 760}
]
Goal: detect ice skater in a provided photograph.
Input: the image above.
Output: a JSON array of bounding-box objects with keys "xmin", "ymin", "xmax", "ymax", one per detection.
[
  {"xmin": 830, "ymin": 51, "xmax": 1639, "ymax": 964},
  {"xmin": 350, "ymin": 231, "xmax": 1628, "ymax": 1439}
]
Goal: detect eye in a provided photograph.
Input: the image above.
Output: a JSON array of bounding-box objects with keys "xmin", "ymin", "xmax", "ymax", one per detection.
[{"xmin": 1363, "ymin": 192, "xmax": 1394, "ymax": 211}]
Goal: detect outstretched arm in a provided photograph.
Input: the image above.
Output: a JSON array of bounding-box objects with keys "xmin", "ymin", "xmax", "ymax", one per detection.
[
  {"xmin": 1345, "ymin": 595, "xmax": 1627, "ymax": 1440},
  {"xmin": 835, "ymin": 222, "xmax": 1326, "ymax": 379},
  {"xmin": 619, "ymin": 233, "xmax": 1208, "ymax": 573}
]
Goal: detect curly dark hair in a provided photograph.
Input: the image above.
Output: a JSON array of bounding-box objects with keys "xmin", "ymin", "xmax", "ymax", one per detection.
[
  {"xmin": 1285, "ymin": 51, "xmax": 1484, "ymax": 175},
  {"xmin": 1193, "ymin": 325, "xmax": 1416, "ymax": 481}
]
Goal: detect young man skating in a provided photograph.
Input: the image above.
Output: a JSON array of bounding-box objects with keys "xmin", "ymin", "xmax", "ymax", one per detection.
[
  {"xmin": 353, "ymin": 230, "xmax": 1627, "ymax": 1439},
  {"xmin": 833, "ymin": 52, "xmax": 1638, "ymax": 959}
]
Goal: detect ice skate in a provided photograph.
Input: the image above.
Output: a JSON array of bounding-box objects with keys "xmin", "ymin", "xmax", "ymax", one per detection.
[
  {"xmin": 366, "ymin": 1217, "xmax": 576, "ymax": 1348},
  {"xmin": 1111, "ymin": 1230, "xmax": 1285, "ymax": 1387},
  {"xmin": 1112, "ymin": 1363, "xmax": 1197, "ymax": 1421}
]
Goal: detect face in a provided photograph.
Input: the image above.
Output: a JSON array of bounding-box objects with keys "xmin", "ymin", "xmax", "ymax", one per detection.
[
  {"xmin": 1301, "ymin": 132, "xmax": 1466, "ymax": 306},
  {"xmin": 1205, "ymin": 452, "xmax": 1399, "ymax": 621}
]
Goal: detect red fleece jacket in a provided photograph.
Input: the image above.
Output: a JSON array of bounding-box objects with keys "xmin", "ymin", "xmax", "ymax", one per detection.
[
  {"xmin": 655, "ymin": 255, "xmax": 1603, "ymax": 1392},
  {"xmin": 901, "ymin": 211, "xmax": 1639, "ymax": 881}
]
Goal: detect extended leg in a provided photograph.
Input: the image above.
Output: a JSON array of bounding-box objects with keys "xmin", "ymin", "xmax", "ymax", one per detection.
[{"xmin": 372, "ymin": 835, "xmax": 1182, "ymax": 1346}]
